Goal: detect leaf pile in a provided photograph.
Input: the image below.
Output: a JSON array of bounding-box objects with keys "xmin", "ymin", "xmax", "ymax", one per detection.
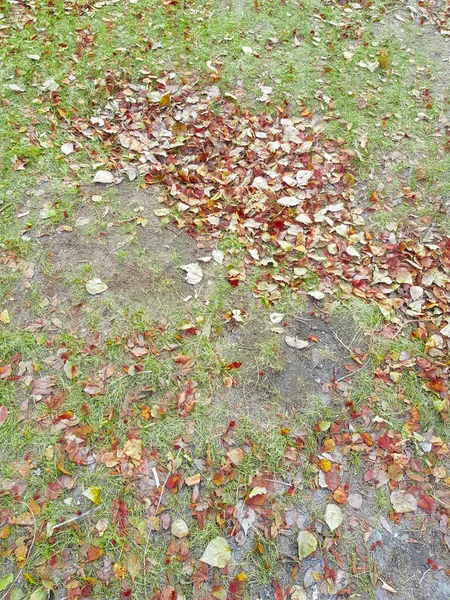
[{"xmin": 66, "ymin": 73, "xmax": 450, "ymax": 416}]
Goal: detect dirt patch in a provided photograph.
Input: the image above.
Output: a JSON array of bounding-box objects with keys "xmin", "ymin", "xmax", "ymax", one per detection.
[
  {"xmin": 217, "ymin": 305, "xmax": 363, "ymax": 423},
  {"xmin": 27, "ymin": 182, "xmax": 218, "ymax": 332}
]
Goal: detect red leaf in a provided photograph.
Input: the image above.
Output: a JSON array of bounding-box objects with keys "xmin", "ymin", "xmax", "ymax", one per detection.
[
  {"xmin": 417, "ymin": 495, "xmax": 435, "ymax": 514},
  {"xmin": 166, "ymin": 473, "xmax": 181, "ymax": 492},
  {"xmin": 223, "ymin": 361, "xmax": 243, "ymax": 370},
  {"xmin": 273, "ymin": 581, "xmax": 284, "ymax": 600},
  {"xmin": 378, "ymin": 434, "xmax": 391, "ymax": 450}
]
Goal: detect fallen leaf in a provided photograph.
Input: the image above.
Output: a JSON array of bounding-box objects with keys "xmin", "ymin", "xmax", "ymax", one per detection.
[
  {"xmin": 0, "ymin": 310, "xmax": 10, "ymax": 325},
  {"xmin": 318, "ymin": 458, "xmax": 332, "ymax": 473},
  {"xmin": 93, "ymin": 170, "xmax": 114, "ymax": 184},
  {"xmin": 83, "ymin": 486, "xmax": 101, "ymax": 505},
  {"xmin": 390, "ymin": 489, "xmax": 417, "ymax": 513},
  {"xmin": 0, "ymin": 406, "xmax": 8, "ymax": 426},
  {"xmin": 285, "ymin": 336, "xmax": 309, "ymax": 350},
  {"xmin": 200, "ymin": 537, "xmax": 231, "ymax": 568},
  {"xmin": 85, "ymin": 278, "xmax": 108, "ymax": 295},
  {"xmin": 127, "ymin": 554, "xmax": 141, "ymax": 581},
  {"xmin": 0, "ymin": 574, "xmax": 13, "ymax": 592},
  {"xmin": 348, "ymin": 493, "xmax": 362, "ymax": 509},
  {"xmin": 325, "ymin": 504, "xmax": 343, "ymax": 532},
  {"xmin": 297, "ymin": 530, "xmax": 317, "ymax": 560},
  {"xmin": 181, "ymin": 263, "xmax": 203, "ymax": 285},
  {"xmin": 87, "ymin": 546, "xmax": 103, "ymax": 561},
  {"xmin": 417, "ymin": 495, "xmax": 435, "ymax": 514},
  {"xmin": 171, "ymin": 519, "xmax": 189, "ymax": 538},
  {"xmin": 308, "ymin": 291, "xmax": 325, "ymax": 300},
  {"xmin": 61, "ymin": 142, "xmax": 74, "ymax": 155}
]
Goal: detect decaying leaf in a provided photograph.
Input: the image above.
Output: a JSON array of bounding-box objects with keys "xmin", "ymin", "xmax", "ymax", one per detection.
[
  {"xmin": 93, "ymin": 170, "xmax": 114, "ymax": 184},
  {"xmin": 285, "ymin": 336, "xmax": 309, "ymax": 350},
  {"xmin": 390, "ymin": 489, "xmax": 417, "ymax": 513},
  {"xmin": 181, "ymin": 263, "xmax": 203, "ymax": 285},
  {"xmin": 297, "ymin": 530, "xmax": 317, "ymax": 560},
  {"xmin": 85, "ymin": 278, "xmax": 108, "ymax": 295}
]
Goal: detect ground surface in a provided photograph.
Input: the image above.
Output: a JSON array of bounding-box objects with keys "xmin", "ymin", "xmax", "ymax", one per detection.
[{"xmin": 1, "ymin": 1, "xmax": 450, "ymax": 599}]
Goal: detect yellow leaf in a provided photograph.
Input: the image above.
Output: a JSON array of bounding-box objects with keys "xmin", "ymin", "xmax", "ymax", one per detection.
[
  {"xmin": 83, "ymin": 486, "xmax": 101, "ymax": 505},
  {"xmin": 0, "ymin": 310, "xmax": 10, "ymax": 324},
  {"xmin": 322, "ymin": 438, "xmax": 335, "ymax": 453},
  {"xmin": 0, "ymin": 526, "xmax": 10, "ymax": 539},
  {"xmin": 113, "ymin": 562, "xmax": 127, "ymax": 580},
  {"xmin": 159, "ymin": 93, "xmax": 171, "ymax": 107},
  {"xmin": 318, "ymin": 458, "xmax": 332, "ymax": 473}
]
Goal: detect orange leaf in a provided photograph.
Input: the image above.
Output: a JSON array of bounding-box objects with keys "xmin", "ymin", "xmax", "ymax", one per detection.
[
  {"xmin": 333, "ymin": 488, "xmax": 347, "ymax": 504},
  {"xmin": 87, "ymin": 546, "xmax": 103, "ymax": 561},
  {"xmin": 361, "ymin": 432, "xmax": 374, "ymax": 446}
]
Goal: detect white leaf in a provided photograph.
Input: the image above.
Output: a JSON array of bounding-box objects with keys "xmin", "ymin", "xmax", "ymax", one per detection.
[
  {"xmin": 27, "ymin": 54, "xmax": 41, "ymax": 60},
  {"xmin": 242, "ymin": 46, "xmax": 253, "ymax": 55},
  {"xmin": 278, "ymin": 196, "xmax": 302, "ymax": 207},
  {"xmin": 308, "ymin": 291, "xmax": 325, "ymax": 300},
  {"xmin": 171, "ymin": 519, "xmax": 189, "ymax": 538},
  {"xmin": 40, "ymin": 78, "xmax": 59, "ymax": 91},
  {"xmin": 285, "ymin": 336, "xmax": 309, "ymax": 350},
  {"xmin": 390, "ymin": 489, "xmax": 417, "ymax": 513},
  {"xmin": 380, "ymin": 579, "xmax": 397, "ymax": 594},
  {"xmin": 440, "ymin": 323, "xmax": 450, "ymax": 337},
  {"xmin": 325, "ymin": 504, "xmax": 343, "ymax": 531},
  {"xmin": 8, "ymin": 84, "xmax": 25, "ymax": 92},
  {"xmin": 85, "ymin": 278, "xmax": 108, "ymax": 295},
  {"xmin": 297, "ymin": 141, "xmax": 313, "ymax": 153},
  {"xmin": 297, "ymin": 530, "xmax": 317, "ymax": 560},
  {"xmin": 296, "ymin": 170, "xmax": 313, "ymax": 187},
  {"xmin": 61, "ymin": 143, "xmax": 74, "ymax": 155},
  {"xmin": 40, "ymin": 203, "xmax": 56, "ymax": 220},
  {"xmin": 379, "ymin": 515, "xmax": 392, "ymax": 534},
  {"xmin": 93, "ymin": 170, "xmax": 114, "ymax": 184},
  {"xmin": 181, "ymin": 263, "xmax": 203, "ymax": 285},
  {"xmin": 237, "ymin": 502, "xmax": 256, "ymax": 536},
  {"xmin": 212, "ymin": 249, "xmax": 224, "ymax": 264},
  {"xmin": 346, "ymin": 245, "xmax": 360, "ymax": 258},
  {"xmin": 270, "ymin": 313, "xmax": 284, "ymax": 324},
  {"xmin": 200, "ymin": 537, "xmax": 231, "ymax": 568},
  {"xmin": 283, "ymin": 175, "xmax": 297, "ymax": 186},
  {"xmin": 410, "ymin": 286, "xmax": 423, "ymax": 301}
]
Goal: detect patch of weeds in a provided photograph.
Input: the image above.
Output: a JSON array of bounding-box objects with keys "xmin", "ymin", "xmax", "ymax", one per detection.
[
  {"xmin": 375, "ymin": 487, "xmax": 390, "ymax": 513},
  {"xmin": 245, "ymin": 536, "xmax": 280, "ymax": 586}
]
